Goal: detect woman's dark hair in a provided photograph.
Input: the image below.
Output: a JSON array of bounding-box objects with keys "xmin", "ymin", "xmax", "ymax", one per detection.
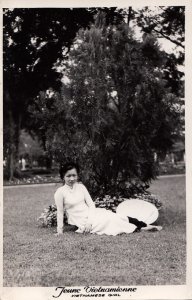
[{"xmin": 59, "ymin": 162, "xmax": 80, "ymax": 180}]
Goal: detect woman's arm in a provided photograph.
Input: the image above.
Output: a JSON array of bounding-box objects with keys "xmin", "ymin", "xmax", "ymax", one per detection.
[
  {"xmin": 83, "ymin": 185, "xmax": 95, "ymax": 209},
  {"xmin": 54, "ymin": 188, "xmax": 64, "ymax": 235},
  {"xmin": 82, "ymin": 185, "xmax": 96, "ymax": 227}
]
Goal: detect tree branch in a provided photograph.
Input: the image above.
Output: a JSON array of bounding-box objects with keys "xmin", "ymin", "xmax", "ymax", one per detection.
[
  {"xmin": 127, "ymin": 7, "xmax": 132, "ymax": 26},
  {"xmin": 153, "ymin": 28, "xmax": 184, "ymax": 49}
]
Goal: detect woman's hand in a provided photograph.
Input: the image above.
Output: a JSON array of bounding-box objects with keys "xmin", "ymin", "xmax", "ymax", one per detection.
[{"xmin": 83, "ymin": 222, "xmax": 92, "ymax": 233}]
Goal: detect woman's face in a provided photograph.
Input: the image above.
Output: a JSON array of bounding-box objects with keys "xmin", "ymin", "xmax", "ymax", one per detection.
[{"xmin": 64, "ymin": 168, "xmax": 78, "ymax": 187}]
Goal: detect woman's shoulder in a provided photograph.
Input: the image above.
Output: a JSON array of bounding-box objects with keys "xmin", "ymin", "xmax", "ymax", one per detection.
[
  {"xmin": 77, "ymin": 182, "xmax": 86, "ymax": 189},
  {"xmin": 54, "ymin": 185, "xmax": 67, "ymax": 196},
  {"xmin": 77, "ymin": 182, "xmax": 89, "ymax": 192}
]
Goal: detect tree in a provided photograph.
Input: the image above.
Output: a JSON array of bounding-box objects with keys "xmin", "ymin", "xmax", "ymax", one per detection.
[
  {"xmin": 3, "ymin": 8, "xmax": 96, "ymax": 179},
  {"xmin": 28, "ymin": 88, "xmax": 67, "ymax": 169},
  {"xmin": 135, "ymin": 6, "xmax": 184, "ymax": 50},
  {"xmin": 45, "ymin": 14, "xmax": 182, "ymax": 196},
  {"xmin": 4, "ymin": 7, "xmax": 184, "ymax": 181},
  {"xmin": 18, "ymin": 130, "xmax": 44, "ymax": 161},
  {"xmin": 128, "ymin": 6, "xmax": 184, "ymax": 97},
  {"xmin": 3, "ymin": 7, "xmax": 128, "ymax": 179},
  {"xmin": 132, "ymin": 6, "xmax": 185, "ymax": 159}
]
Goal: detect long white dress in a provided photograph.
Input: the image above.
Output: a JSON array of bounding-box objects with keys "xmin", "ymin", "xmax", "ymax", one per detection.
[{"xmin": 54, "ymin": 182, "xmax": 136, "ymax": 236}]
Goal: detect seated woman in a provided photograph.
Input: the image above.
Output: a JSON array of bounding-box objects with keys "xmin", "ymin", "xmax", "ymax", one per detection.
[{"xmin": 54, "ymin": 162, "xmax": 162, "ymax": 236}]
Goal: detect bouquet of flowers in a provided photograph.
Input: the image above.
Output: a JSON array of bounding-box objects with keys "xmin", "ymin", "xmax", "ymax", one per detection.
[
  {"xmin": 133, "ymin": 192, "xmax": 163, "ymax": 210},
  {"xmin": 94, "ymin": 193, "xmax": 162, "ymax": 212},
  {"xmin": 38, "ymin": 204, "xmax": 68, "ymax": 227}
]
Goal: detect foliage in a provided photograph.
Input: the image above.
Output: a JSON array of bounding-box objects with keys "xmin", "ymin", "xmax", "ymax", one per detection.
[
  {"xmin": 19, "ymin": 130, "xmax": 44, "ymax": 159},
  {"xmin": 38, "ymin": 204, "xmax": 64, "ymax": 227},
  {"xmin": 135, "ymin": 6, "xmax": 184, "ymax": 50},
  {"xmin": 3, "ymin": 174, "xmax": 60, "ymax": 185},
  {"xmin": 27, "ymin": 89, "xmax": 66, "ymax": 168},
  {"xmin": 46, "ymin": 16, "xmax": 182, "ymax": 195},
  {"xmin": 3, "ymin": 8, "xmax": 96, "ymax": 179},
  {"xmin": 4, "ymin": 7, "xmax": 184, "ymax": 181},
  {"xmin": 134, "ymin": 6, "xmax": 185, "ymax": 96},
  {"xmin": 3, "ymin": 7, "xmax": 129, "ymax": 179}
]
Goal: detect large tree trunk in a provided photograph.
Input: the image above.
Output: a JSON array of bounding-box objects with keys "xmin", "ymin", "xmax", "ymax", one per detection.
[
  {"xmin": 46, "ymin": 155, "xmax": 53, "ymax": 169},
  {"xmin": 9, "ymin": 150, "xmax": 14, "ymax": 180},
  {"xmin": 6, "ymin": 112, "xmax": 16, "ymax": 181},
  {"xmin": 127, "ymin": 7, "xmax": 132, "ymax": 26},
  {"xmin": 4, "ymin": 91, "xmax": 21, "ymax": 180},
  {"xmin": 41, "ymin": 134, "xmax": 52, "ymax": 169}
]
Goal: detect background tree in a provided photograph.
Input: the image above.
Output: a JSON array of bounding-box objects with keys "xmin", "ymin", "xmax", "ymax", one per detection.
[
  {"xmin": 130, "ymin": 6, "xmax": 184, "ymax": 99},
  {"xmin": 135, "ymin": 6, "xmax": 184, "ymax": 49},
  {"xmin": 28, "ymin": 88, "xmax": 67, "ymax": 169},
  {"xmin": 3, "ymin": 8, "xmax": 95, "ymax": 179},
  {"xmin": 45, "ymin": 14, "xmax": 182, "ymax": 196},
  {"xmin": 3, "ymin": 7, "xmax": 127, "ymax": 179},
  {"xmin": 133, "ymin": 6, "xmax": 185, "ymax": 159},
  {"xmin": 4, "ymin": 7, "xmax": 184, "ymax": 182},
  {"xmin": 18, "ymin": 130, "xmax": 44, "ymax": 163}
]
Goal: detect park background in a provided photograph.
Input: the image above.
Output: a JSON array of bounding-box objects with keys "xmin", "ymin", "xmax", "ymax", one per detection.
[{"xmin": 3, "ymin": 6, "xmax": 186, "ymax": 287}]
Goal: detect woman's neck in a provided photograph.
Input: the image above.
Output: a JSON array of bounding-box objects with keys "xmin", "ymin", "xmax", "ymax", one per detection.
[{"xmin": 65, "ymin": 182, "xmax": 77, "ymax": 189}]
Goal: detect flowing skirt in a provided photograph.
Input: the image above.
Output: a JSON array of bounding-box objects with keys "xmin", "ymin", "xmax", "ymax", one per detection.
[{"xmin": 76, "ymin": 208, "xmax": 136, "ymax": 236}]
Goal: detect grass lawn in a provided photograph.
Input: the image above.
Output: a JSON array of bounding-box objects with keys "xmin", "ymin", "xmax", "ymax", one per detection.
[{"xmin": 3, "ymin": 175, "xmax": 186, "ymax": 286}]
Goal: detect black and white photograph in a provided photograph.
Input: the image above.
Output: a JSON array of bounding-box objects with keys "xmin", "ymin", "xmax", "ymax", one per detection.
[{"xmin": 1, "ymin": 0, "xmax": 192, "ymax": 299}]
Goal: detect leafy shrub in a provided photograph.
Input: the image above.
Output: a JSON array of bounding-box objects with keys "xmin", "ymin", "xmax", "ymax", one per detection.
[{"xmin": 38, "ymin": 204, "xmax": 67, "ymax": 228}]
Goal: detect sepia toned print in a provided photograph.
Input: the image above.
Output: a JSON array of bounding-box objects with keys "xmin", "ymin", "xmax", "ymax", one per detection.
[{"xmin": 1, "ymin": 1, "xmax": 192, "ymax": 300}]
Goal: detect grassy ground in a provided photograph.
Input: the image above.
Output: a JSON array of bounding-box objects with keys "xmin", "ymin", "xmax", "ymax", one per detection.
[{"xmin": 3, "ymin": 175, "xmax": 186, "ymax": 286}]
